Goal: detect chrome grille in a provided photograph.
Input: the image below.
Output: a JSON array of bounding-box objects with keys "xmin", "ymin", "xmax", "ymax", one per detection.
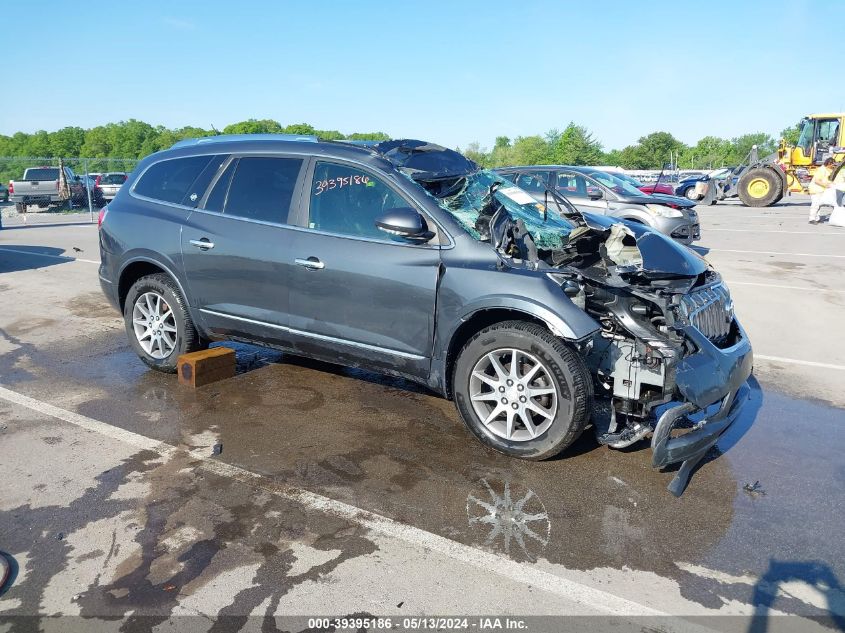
[{"xmin": 679, "ymin": 284, "xmax": 733, "ymax": 342}]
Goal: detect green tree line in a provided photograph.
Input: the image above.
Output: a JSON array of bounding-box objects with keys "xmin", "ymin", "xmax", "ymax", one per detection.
[
  {"xmin": 0, "ymin": 119, "xmax": 389, "ymax": 161},
  {"xmin": 0, "ymin": 118, "xmax": 801, "ymax": 175},
  {"xmin": 461, "ymin": 122, "xmax": 801, "ymax": 170}
]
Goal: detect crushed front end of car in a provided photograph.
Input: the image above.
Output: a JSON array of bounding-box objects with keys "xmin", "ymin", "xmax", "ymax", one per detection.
[
  {"xmin": 377, "ymin": 141, "xmax": 753, "ymax": 495},
  {"xmin": 544, "ymin": 214, "xmax": 754, "ymax": 495}
]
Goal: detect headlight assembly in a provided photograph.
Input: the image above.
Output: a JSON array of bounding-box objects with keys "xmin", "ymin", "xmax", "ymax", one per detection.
[{"xmin": 645, "ymin": 204, "xmax": 684, "ymax": 218}]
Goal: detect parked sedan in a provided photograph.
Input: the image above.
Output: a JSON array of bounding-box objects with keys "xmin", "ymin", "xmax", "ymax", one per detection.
[
  {"xmin": 496, "ymin": 166, "xmax": 701, "ymax": 244},
  {"xmin": 96, "ymin": 172, "xmax": 128, "ymax": 201},
  {"xmin": 0, "ymin": 183, "xmax": 8, "ymax": 202}
]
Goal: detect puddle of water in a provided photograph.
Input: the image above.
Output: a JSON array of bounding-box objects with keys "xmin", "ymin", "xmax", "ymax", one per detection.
[{"xmin": 6, "ymin": 331, "xmax": 845, "ymax": 617}]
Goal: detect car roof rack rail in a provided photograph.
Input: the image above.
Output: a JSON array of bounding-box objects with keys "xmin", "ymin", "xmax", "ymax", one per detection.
[{"xmin": 170, "ymin": 133, "xmax": 319, "ymax": 149}]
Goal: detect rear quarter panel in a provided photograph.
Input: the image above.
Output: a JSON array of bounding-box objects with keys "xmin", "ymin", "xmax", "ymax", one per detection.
[{"xmin": 99, "ymin": 189, "xmax": 193, "ymax": 316}]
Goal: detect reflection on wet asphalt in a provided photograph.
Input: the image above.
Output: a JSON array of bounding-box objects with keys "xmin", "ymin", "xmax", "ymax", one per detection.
[{"xmin": 5, "ymin": 328, "xmax": 845, "ymax": 616}]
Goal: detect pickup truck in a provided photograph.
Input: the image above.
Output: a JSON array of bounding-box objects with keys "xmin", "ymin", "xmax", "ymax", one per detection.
[{"xmin": 9, "ymin": 166, "xmax": 86, "ymax": 212}]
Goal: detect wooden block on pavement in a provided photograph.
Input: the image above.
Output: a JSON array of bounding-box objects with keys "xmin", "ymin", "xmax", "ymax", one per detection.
[{"xmin": 178, "ymin": 347, "xmax": 236, "ymax": 388}]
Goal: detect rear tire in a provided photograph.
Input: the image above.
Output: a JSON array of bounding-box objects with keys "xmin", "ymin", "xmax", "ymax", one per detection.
[
  {"xmin": 124, "ymin": 273, "xmax": 205, "ymax": 373},
  {"xmin": 683, "ymin": 186, "xmax": 698, "ymax": 201},
  {"xmin": 453, "ymin": 321, "xmax": 593, "ymax": 460},
  {"xmin": 737, "ymin": 167, "xmax": 783, "ymax": 207}
]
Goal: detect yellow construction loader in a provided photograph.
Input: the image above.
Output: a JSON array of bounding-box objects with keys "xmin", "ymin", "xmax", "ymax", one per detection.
[{"xmin": 707, "ymin": 113, "xmax": 845, "ymax": 207}]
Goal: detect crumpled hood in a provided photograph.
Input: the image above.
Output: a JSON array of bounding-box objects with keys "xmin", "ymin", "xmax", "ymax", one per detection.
[{"xmin": 580, "ymin": 212, "xmax": 708, "ymax": 277}]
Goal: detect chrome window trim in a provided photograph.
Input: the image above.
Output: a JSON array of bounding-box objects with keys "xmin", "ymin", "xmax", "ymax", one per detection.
[
  {"xmin": 279, "ymin": 221, "xmax": 450, "ymax": 250},
  {"xmin": 199, "ymin": 309, "xmax": 426, "ymax": 360},
  {"xmin": 187, "ymin": 207, "xmax": 295, "ymax": 230}
]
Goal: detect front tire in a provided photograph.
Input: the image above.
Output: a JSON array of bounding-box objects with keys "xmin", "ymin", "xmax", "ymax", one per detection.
[
  {"xmin": 737, "ymin": 167, "xmax": 783, "ymax": 207},
  {"xmin": 124, "ymin": 273, "xmax": 204, "ymax": 372},
  {"xmin": 453, "ymin": 321, "xmax": 593, "ymax": 460},
  {"xmin": 683, "ymin": 185, "xmax": 699, "ymax": 201}
]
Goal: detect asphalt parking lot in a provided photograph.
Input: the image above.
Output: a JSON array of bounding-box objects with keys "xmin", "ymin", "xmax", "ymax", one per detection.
[{"xmin": 0, "ymin": 197, "xmax": 843, "ymax": 631}]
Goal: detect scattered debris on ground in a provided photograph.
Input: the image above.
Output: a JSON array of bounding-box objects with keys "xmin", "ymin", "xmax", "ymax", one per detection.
[{"xmin": 743, "ymin": 481, "xmax": 766, "ymax": 497}]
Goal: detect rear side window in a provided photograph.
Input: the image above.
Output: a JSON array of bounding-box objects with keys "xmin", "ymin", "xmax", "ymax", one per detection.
[
  {"xmin": 222, "ymin": 157, "xmax": 303, "ymax": 223},
  {"xmin": 183, "ymin": 155, "xmax": 227, "ymax": 207},
  {"xmin": 204, "ymin": 160, "xmax": 236, "ymax": 212},
  {"xmin": 133, "ymin": 156, "xmax": 214, "ymax": 204}
]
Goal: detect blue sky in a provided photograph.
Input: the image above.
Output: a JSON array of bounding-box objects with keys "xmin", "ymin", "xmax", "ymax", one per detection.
[{"xmin": 2, "ymin": 0, "xmax": 842, "ymax": 151}]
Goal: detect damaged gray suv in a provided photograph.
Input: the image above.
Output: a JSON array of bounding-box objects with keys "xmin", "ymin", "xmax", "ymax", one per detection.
[{"xmin": 99, "ymin": 135, "xmax": 753, "ymax": 495}]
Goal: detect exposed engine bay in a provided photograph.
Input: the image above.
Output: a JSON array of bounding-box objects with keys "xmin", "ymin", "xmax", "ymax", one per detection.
[
  {"xmin": 424, "ymin": 171, "xmax": 748, "ymax": 491},
  {"xmin": 378, "ymin": 140, "xmax": 753, "ymax": 495}
]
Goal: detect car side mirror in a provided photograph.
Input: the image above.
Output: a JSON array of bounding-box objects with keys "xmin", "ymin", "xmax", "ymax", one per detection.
[
  {"xmin": 375, "ymin": 207, "xmax": 433, "ymax": 242},
  {"xmin": 588, "ymin": 189, "xmax": 604, "ymax": 201}
]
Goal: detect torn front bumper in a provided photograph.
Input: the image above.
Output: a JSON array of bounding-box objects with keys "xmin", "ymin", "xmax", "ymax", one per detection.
[{"xmin": 651, "ymin": 322, "xmax": 753, "ymax": 495}]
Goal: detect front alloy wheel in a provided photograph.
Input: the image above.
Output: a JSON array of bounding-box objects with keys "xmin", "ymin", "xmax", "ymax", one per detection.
[
  {"xmin": 469, "ymin": 349, "xmax": 558, "ymax": 442},
  {"xmin": 453, "ymin": 321, "xmax": 593, "ymax": 460}
]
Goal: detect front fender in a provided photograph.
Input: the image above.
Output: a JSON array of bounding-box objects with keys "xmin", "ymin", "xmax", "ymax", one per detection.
[
  {"xmin": 612, "ymin": 208, "xmax": 654, "ymax": 226},
  {"xmin": 454, "ymin": 294, "xmax": 598, "ymax": 341},
  {"xmin": 437, "ymin": 259, "xmax": 600, "ymax": 342}
]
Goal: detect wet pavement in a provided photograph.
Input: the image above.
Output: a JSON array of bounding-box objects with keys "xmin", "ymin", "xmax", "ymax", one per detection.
[{"xmin": 1, "ymin": 203, "xmax": 844, "ymax": 630}]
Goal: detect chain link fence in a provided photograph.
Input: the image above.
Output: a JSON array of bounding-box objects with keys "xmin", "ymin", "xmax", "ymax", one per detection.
[{"xmin": 0, "ymin": 156, "xmax": 140, "ymax": 222}]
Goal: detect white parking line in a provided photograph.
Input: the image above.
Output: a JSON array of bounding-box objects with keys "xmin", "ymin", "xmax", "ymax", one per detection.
[
  {"xmin": 707, "ymin": 228, "xmax": 845, "ymax": 235},
  {"xmin": 754, "ymin": 355, "xmax": 845, "ymax": 371},
  {"xmin": 0, "ymin": 246, "xmax": 99, "ymax": 265},
  {"xmin": 700, "ymin": 248, "xmax": 845, "ymax": 259},
  {"xmin": 0, "ymin": 384, "xmax": 667, "ymax": 618},
  {"xmin": 727, "ymin": 281, "xmax": 845, "ymax": 293}
]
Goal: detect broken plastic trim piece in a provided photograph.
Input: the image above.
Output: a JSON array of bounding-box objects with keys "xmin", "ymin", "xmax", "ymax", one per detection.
[{"xmin": 652, "ymin": 384, "xmax": 749, "ymax": 496}]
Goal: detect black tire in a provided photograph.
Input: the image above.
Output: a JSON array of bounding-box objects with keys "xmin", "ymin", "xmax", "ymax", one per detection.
[
  {"xmin": 453, "ymin": 321, "xmax": 593, "ymax": 460},
  {"xmin": 123, "ymin": 273, "xmax": 205, "ymax": 372},
  {"xmin": 737, "ymin": 167, "xmax": 783, "ymax": 207}
]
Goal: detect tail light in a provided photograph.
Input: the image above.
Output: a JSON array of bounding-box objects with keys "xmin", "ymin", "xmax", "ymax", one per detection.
[
  {"xmin": 95, "ymin": 175, "xmax": 101, "ymax": 186},
  {"xmin": 98, "ymin": 205, "xmax": 108, "ymax": 228},
  {"xmin": 8, "ymin": 181, "xmax": 13, "ymax": 194}
]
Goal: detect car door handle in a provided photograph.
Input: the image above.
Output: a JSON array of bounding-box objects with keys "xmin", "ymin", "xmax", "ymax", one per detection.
[
  {"xmin": 189, "ymin": 239, "xmax": 215, "ymax": 250},
  {"xmin": 295, "ymin": 257, "xmax": 325, "ymax": 270}
]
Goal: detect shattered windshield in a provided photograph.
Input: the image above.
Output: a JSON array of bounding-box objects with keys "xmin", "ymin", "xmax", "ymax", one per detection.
[{"xmin": 418, "ymin": 169, "xmax": 574, "ymax": 250}]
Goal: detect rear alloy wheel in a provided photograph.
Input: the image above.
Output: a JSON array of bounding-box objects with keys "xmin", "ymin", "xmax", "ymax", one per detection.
[
  {"xmin": 124, "ymin": 273, "xmax": 204, "ymax": 372},
  {"xmin": 453, "ymin": 321, "xmax": 592, "ymax": 460},
  {"xmin": 684, "ymin": 186, "xmax": 699, "ymax": 201},
  {"xmin": 737, "ymin": 167, "xmax": 783, "ymax": 207},
  {"xmin": 132, "ymin": 292, "xmax": 178, "ymax": 360}
]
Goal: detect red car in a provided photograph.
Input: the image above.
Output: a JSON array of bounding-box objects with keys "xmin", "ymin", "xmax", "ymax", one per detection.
[{"xmin": 615, "ymin": 172, "xmax": 675, "ymax": 196}]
